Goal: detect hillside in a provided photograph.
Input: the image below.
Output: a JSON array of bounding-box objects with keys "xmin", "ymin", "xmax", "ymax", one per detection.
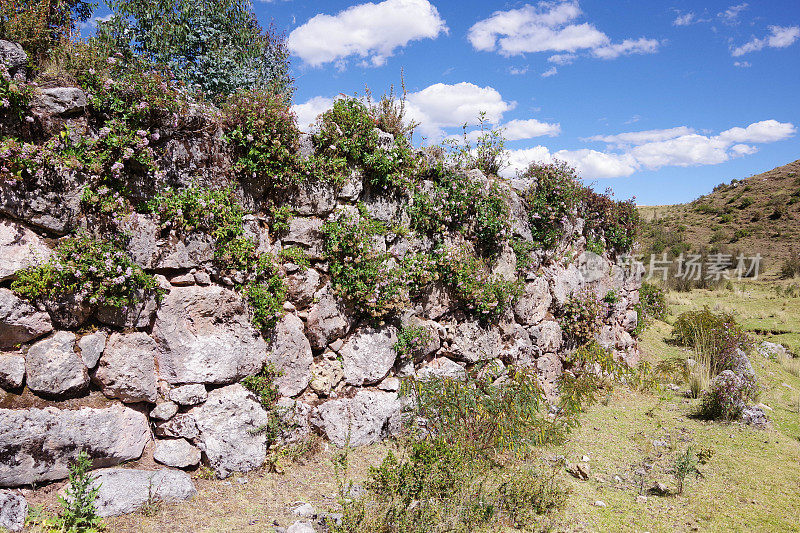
[{"xmin": 638, "ymin": 160, "xmax": 800, "ymax": 267}]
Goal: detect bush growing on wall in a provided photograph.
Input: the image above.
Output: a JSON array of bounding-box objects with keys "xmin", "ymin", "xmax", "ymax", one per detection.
[{"xmin": 0, "ymin": 0, "xmax": 92, "ymax": 59}]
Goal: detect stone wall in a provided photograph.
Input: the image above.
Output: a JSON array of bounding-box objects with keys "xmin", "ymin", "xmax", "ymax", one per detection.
[{"xmin": 0, "ymin": 40, "xmax": 641, "ymax": 493}]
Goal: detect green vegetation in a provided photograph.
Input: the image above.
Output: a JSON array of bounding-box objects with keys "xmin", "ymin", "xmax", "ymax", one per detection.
[
  {"xmin": 559, "ymin": 289, "xmax": 603, "ymax": 348},
  {"xmin": 0, "ymin": 0, "xmax": 92, "ymax": 60},
  {"xmin": 241, "ymin": 363, "xmax": 281, "ymax": 409},
  {"xmin": 12, "ymin": 233, "xmax": 159, "ymax": 308},
  {"xmin": 393, "ymin": 324, "xmax": 433, "ymax": 360}
]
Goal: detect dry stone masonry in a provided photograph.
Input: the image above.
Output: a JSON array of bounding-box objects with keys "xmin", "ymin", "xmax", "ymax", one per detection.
[{"xmin": 0, "ymin": 40, "xmax": 641, "ymax": 517}]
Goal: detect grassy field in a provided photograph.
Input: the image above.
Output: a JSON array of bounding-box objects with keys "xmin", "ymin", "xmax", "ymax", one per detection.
[{"xmin": 21, "ymin": 280, "xmax": 800, "ymax": 532}]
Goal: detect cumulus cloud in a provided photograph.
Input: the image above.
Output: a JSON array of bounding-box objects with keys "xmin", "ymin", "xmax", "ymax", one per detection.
[
  {"xmin": 467, "ymin": 1, "xmax": 659, "ymax": 62},
  {"xmin": 504, "ymin": 119, "xmax": 561, "ymax": 140},
  {"xmin": 287, "ymin": 0, "xmax": 447, "ymax": 67},
  {"xmin": 405, "ymin": 82, "xmax": 516, "ymax": 141},
  {"xmin": 291, "ymin": 96, "xmax": 335, "ymax": 130},
  {"xmin": 504, "ymin": 119, "xmax": 795, "ymax": 179},
  {"xmin": 541, "ymin": 66, "xmax": 558, "ymax": 77},
  {"xmin": 719, "ymin": 3, "xmax": 748, "ymax": 25},
  {"xmin": 673, "ymin": 12, "xmax": 697, "ymax": 27},
  {"xmin": 548, "ymin": 53, "xmax": 576, "ymax": 65},
  {"xmin": 731, "ymin": 25, "xmax": 800, "ymax": 56}
]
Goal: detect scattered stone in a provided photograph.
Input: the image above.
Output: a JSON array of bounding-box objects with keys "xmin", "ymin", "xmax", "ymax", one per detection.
[
  {"xmin": 417, "ymin": 358, "xmax": 466, "ymax": 381},
  {"xmin": 25, "ymin": 331, "xmax": 88, "ymax": 398},
  {"xmin": 0, "ymin": 219, "xmax": 52, "ymax": 282},
  {"xmin": 341, "ymin": 325, "xmax": 398, "ymax": 386},
  {"xmin": 154, "ymin": 413, "xmax": 199, "ymax": 440},
  {"xmin": 649, "ymin": 481, "xmax": 670, "ymax": 496},
  {"xmin": 269, "ymin": 314, "xmax": 313, "ymax": 397},
  {"xmin": 742, "ymin": 406, "xmax": 770, "ymax": 428},
  {"xmin": 292, "ymin": 502, "xmax": 316, "ymax": 518},
  {"xmin": 0, "ymin": 352, "xmax": 25, "ymax": 390},
  {"xmin": 311, "ymin": 390, "xmax": 402, "ymax": 447},
  {"xmin": 593, "ymin": 500, "xmax": 607, "ymax": 508},
  {"xmin": 77, "ymin": 331, "xmax": 107, "ymax": 369},
  {"xmin": 94, "ymin": 332, "xmax": 158, "ymax": 403},
  {"xmin": 83, "ymin": 468, "xmax": 196, "ymax": 517},
  {"xmin": 287, "ymin": 521, "xmax": 316, "ymax": 533},
  {"xmin": 153, "ymin": 439, "xmax": 202, "ymax": 468},
  {"xmin": 0, "ymin": 405, "xmax": 150, "ymax": 486},
  {"xmin": 153, "ymin": 285, "xmax": 267, "ymax": 385},
  {"xmin": 0, "ymin": 288, "xmax": 53, "ymax": 348},
  {"xmin": 566, "ymin": 462, "xmax": 591, "ymax": 481},
  {"xmin": 190, "ymin": 384, "xmax": 271, "ymax": 478},
  {"xmin": 0, "ymin": 490, "xmax": 27, "ymax": 532},
  {"xmin": 150, "ymin": 401, "xmax": 179, "ymax": 421},
  {"xmin": 757, "ymin": 341, "xmax": 787, "ymax": 360},
  {"xmin": 169, "ymin": 384, "xmax": 208, "ymax": 406}
]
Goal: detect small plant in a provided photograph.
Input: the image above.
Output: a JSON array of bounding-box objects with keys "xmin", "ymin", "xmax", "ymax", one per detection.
[
  {"xmin": 603, "ymin": 290, "xmax": 620, "ymax": 304},
  {"xmin": 737, "ymin": 197, "xmax": 754, "ymax": 209},
  {"xmin": 673, "ymin": 446, "xmax": 699, "ymax": 495},
  {"xmin": 509, "ymin": 237, "xmax": 535, "ymax": 273},
  {"xmin": 269, "ymin": 204, "xmax": 293, "ymax": 235},
  {"xmin": 780, "ymin": 250, "xmax": 800, "ymax": 279},
  {"xmin": 241, "ymin": 363, "xmax": 281, "ymax": 408},
  {"xmin": 672, "ymin": 307, "xmax": 752, "ymax": 376},
  {"xmin": 559, "ymin": 289, "xmax": 603, "ymax": 348},
  {"xmin": 279, "ymin": 246, "xmax": 310, "ymax": 269},
  {"xmin": 445, "ymin": 112, "xmax": 508, "ymax": 177},
  {"xmin": 54, "ymin": 451, "xmax": 104, "ymax": 532},
  {"xmin": 394, "ymin": 324, "xmax": 433, "ymax": 360}
]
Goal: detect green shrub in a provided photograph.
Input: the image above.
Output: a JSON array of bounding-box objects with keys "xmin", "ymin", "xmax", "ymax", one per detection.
[
  {"xmin": 365, "ymin": 78, "xmax": 418, "ymax": 140},
  {"xmin": 241, "ymin": 363, "xmax": 280, "ymax": 408},
  {"xmin": 673, "ymin": 447, "xmax": 699, "ymax": 494},
  {"xmin": 12, "ymin": 233, "xmax": 159, "ymax": 308},
  {"xmin": 509, "ymin": 237, "xmax": 535, "ymax": 273},
  {"xmin": 0, "ymin": 63, "xmax": 36, "ymax": 121},
  {"xmin": 279, "ymin": 246, "xmax": 310, "ymax": 269},
  {"xmin": 268, "ymin": 204, "xmax": 292, "ymax": 235},
  {"xmin": 521, "ymin": 162, "xmax": 585, "ymax": 249},
  {"xmin": 638, "ymin": 282, "xmax": 669, "ymax": 321},
  {"xmin": 0, "ymin": 0, "xmax": 92, "ymax": 60},
  {"xmin": 241, "ymin": 266, "xmax": 286, "ymax": 332},
  {"xmin": 52, "ymin": 451, "xmax": 104, "ymax": 532},
  {"xmin": 671, "ymin": 307, "xmax": 752, "ymax": 376},
  {"xmin": 780, "ymin": 250, "xmax": 800, "ymax": 279},
  {"xmin": 737, "ymin": 197, "xmax": 754, "ymax": 209},
  {"xmin": 103, "ymin": 0, "xmax": 293, "ymax": 99},
  {"xmin": 445, "ymin": 112, "xmax": 507, "ymax": 177},
  {"xmin": 697, "ymin": 369, "xmax": 757, "ymax": 421},
  {"xmin": 496, "ymin": 466, "xmax": 568, "ymax": 523},
  {"xmin": 394, "ymin": 324, "xmax": 433, "ymax": 360},
  {"xmin": 558, "ymin": 289, "xmax": 603, "ymax": 348},
  {"xmin": 437, "ymin": 244, "xmax": 521, "ymax": 321}
]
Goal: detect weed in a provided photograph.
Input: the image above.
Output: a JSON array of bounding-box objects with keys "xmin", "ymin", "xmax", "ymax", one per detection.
[
  {"xmin": 394, "ymin": 324, "xmax": 434, "ymax": 360},
  {"xmin": 241, "ymin": 363, "xmax": 281, "ymax": 408},
  {"xmin": 559, "ymin": 289, "xmax": 603, "ymax": 348},
  {"xmin": 673, "ymin": 447, "xmax": 700, "ymax": 494},
  {"xmin": 52, "ymin": 451, "xmax": 104, "ymax": 532}
]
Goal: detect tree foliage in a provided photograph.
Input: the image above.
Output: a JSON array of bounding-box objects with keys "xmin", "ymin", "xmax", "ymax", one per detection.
[
  {"xmin": 0, "ymin": 0, "xmax": 93, "ymax": 59},
  {"xmin": 103, "ymin": 0, "xmax": 293, "ymax": 98}
]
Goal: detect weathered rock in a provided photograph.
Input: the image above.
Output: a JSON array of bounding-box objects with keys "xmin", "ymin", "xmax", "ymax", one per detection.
[
  {"xmin": 286, "ymin": 268, "xmax": 320, "ymax": 309},
  {"xmin": 153, "ymin": 285, "xmax": 266, "ymax": 385},
  {"xmin": 153, "ymin": 439, "xmax": 202, "ymax": 468},
  {"xmin": 77, "ymin": 331, "xmax": 107, "ymax": 369},
  {"xmin": 447, "ymin": 322, "xmax": 502, "ymax": 363},
  {"xmin": 25, "ymin": 331, "xmax": 88, "ymax": 398},
  {"xmin": 150, "ymin": 401, "xmax": 179, "ymax": 421},
  {"xmin": 310, "ymin": 390, "xmax": 403, "ymax": 447},
  {"xmin": 491, "ymin": 243, "xmax": 518, "ymax": 282},
  {"xmin": 119, "ymin": 213, "xmax": 160, "ymax": 269},
  {"xmin": 536, "ymin": 353, "xmax": 563, "ymax": 396},
  {"xmin": 283, "ymin": 217, "xmax": 324, "ymax": 259},
  {"xmin": 577, "ymin": 251, "xmax": 609, "ymax": 284},
  {"xmin": 169, "ymin": 273, "xmax": 195, "ymax": 286},
  {"xmin": 169, "ymin": 384, "xmax": 208, "ymax": 406},
  {"xmin": 420, "ymin": 281, "xmax": 453, "ymax": 320},
  {"xmin": 742, "ymin": 405, "xmax": 770, "ymax": 428},
  {"xmin": 94, "ymin": 332, "xmax": 158, "ymax": 403},
  {"xmin": 289, "ymin": 181, "xmax": 337, "ymax": 217},
  {"xmin": 374, "ymin": 128, "xmax": 395, "ymax": 149},
  {"xmin": 31, "ymin": 87, "xmax": 87, "ymax": 116},
  {"xmin": 154, "ymin": 413, "xmax": 198, "ymax": 439},
  {"xmin": 0, "ymin": 40, "xmax": 27, "ymax": 71},
  {"xmin": 0, "ymin": 288, "xmax": 53, "ymax": 348},
  {"xmin": 621, "ymin": 309, "xmax": 638, "ymax": 332},
  {"xmin": 0, "ymin": 404, "xmax": 150, "ymax": 486},
  {"xmin": 0, "ymin": 490, "xmax": 26, "ymax": 532},
  {"xmin": 548, "ymin": 263, "xmax": 584, "ymax": 306},
  {"xmin": 339, "ymin": 170, "xmax": 364, "ymax": 201},
  {"xmin": 513, "ymin": 277, "xmax": 552, "ymax": 326},
  {"xmin": 757, "ymin": 341, "xmax": 787, "ymax": 360},
  {"xmin": 399, "ymin": 316, "xmax": 442, "ymax": 359},
  {"xmin": 341, "ymin": 326, "xmax": 398, "ymax": 386},
  {"xmin": 306, "ymin": 284, "xmax": 352, "ymax": 350},
  {"xmin": 363, "ymin": 188, "xmax": 406, "ymax": 224},
  {"xmin": 43, "ymin": 293, "xmax": 92, "ymax": 329},
  {"xmin": 530, "ymin": 321, "xmax": 563, "ymax": 353},
  {"xmin": 96, "ymin": 293, "xmax": 158, "ymax": 329},
  {"xmin": 287, "ymin": 521, "xmax": 316, "ymax": 533},
  {"xmin": 417, "ymin": 357, "xmax": 466, "ymax": 381},
  {"xmin": 309, "ymin": 357, "xmax": 343, "ymax": 396},
  {"xmin": 566, "ymin": 462, "xmax": 591, "ymax": 481},
  {"xmin": 190, "ymin": 384, "xmax": 271, "ymax": 478},
  {"xmin": 298, "ymin": 133, "xmax": 314, "ymax": 158},
  {"xmin": 82, "ymin": 468, "xmax": 196, "ymax": 517},
  {"xmin": 0, "ymin": 352, "xmax": 24, "ymax": 390},
  {"xmin": 0, "ymin": 167, "xmax": 83, "ymax": 234},
  {"xmin": 269, "ymin": 314, "xmax": 313, "ymax": 397},
  {"xmin": 0, "ymin": 219, "xmax": 52, "ymax": 282}
]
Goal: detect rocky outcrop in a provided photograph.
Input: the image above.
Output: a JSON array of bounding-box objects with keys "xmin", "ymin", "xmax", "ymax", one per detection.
[
  {"xmin": 0, "ymin": 405, "xmax": 150, "ymax": 486},
  {"xmin": 153, "ymin": 285, "xmax": 266, "ymax": 385}
]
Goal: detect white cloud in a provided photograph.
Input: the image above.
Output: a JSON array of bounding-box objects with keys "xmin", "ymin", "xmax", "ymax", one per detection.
[
  {"xmin": 504, "ymin": 118, "xmax": 561, "ymax": 140},
  {"xmin": 291, "ymin": 96, "xmax": 335, "ymax": 131},
  {"xmin": 505, "ymin": 119, "xmax": 795, "ymax": 178},
  {"xmin": 541, "ymin": 66, "xmax": 558, "ymax": 77},
  {"xmin": 719, "ymin": 3, "xmax": 748, "ymax": 24},
  {"xmin": 592, "ymin": 38, "xmax": 660, "ymax": 59},
  {"xmin": 733, "ymin": 61, "xmax": 751, "ymax": 67},
  {"xmin": 548, "ymin": 53, "xmax": 576, "ymax": 65},
  {"xmin": 287, "ymin": 0, "xmax": 447, "ymax": 67},
  {"xmin": 509, "ymin": 66, "xmax": 529, "ymax": 75},
  {"xmin": 467, "ymin": 1, "xmax": 659, "ymax": 62},
  {"xmin": 405, "ymin": 82, "xmax": 516, "ymax": 141},
  {"xmin": 718, "ymin": 119, "xmax": 797, "ymax": 143},
  {"xmin": 79, "ymin": 14, "xmax": 113, "ymax": 31},
  {"xmin": 624, "ymin": 115, "xmax": 641, "ymax": 125},
  {"xmin": 731, "ymin": 25, "xmax": 800, "ymax": 56},
  {"xmin": 673, "ymin": 12, "xmax": 697, "ymax": 27}
]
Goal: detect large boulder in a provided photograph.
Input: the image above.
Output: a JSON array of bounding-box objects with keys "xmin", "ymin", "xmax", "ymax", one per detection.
[
  {"xmin": 0, "ymin": 490, "xmax": 26, "ymax": 531},
  {"xmin": 548, "ymin": 263, "xmax": 585, "ymax": 306},
  {"xmin": 0, "ymin": 40, "xmax": 27, "ymax": 72},
  {"xmin": 447, "ymin": 322, "xmax": 502, "ymax": 363},
  {"xmin": 0, "ymin": 288, "xmax": 53, "ymax": 348},
  {"xmin": 31, "ymin": 87, "xmax": 86, "ymax": 116},
  {"xmin": 417, "ymin": 357, "xmax": 466, "ymax": 381},
  {"xmin": 0, "ymin": 405, "xmax": 150, "ymax": 486},
  {"xmin": 190, "ymin": 384, "xmax": 270, "ymax": 478},
  {"xmin": 285, "ymin": 267, "xmax": 320, "ymax": 309},
  {"xmin": 152, "ymin": 285, "xmax": 266, "ymax": 385},
  {"xmin": 0, "ymin": 219, "xmax": 52, "ymax": 282},
  {"xmin": 94, "ymin": 332, "xmax": 158, "ymax": 404},
  {"xmin": 513, "ymin": 277, "xmax": 552, "ymax": 326},
  {"xmin": 25, "ymin": 331, "xmax": 88, "ymax": 398},
  {"xmin": 310, "ymin": 390, "xmax": 403, "ymax": 447},
  {"xmin": 341, "ymin": 326, "xmax": 398, "ymax": 386},
  {"xmin": 0, "ymin": 352, "xmax": 25, "ymax": 390},
  {"xmin": 153, "ymin": 439, "xmax": 201, "ymax": 469},
  {"xmin": 306, "ymin": 284, "xmax": 352, "ymax": 350},
  {"xmin": 80, "ymin": 468, "xmax": 196, "ymax": 517},
  {"xmin": 268, "ymin": 314, "xmax": 313, "ymax": 397}
]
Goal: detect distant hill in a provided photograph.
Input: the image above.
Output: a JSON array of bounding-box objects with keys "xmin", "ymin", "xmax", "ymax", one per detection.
[{"xmin": 637, "ymin": 160, "xmax": 800, "ymax": 266}]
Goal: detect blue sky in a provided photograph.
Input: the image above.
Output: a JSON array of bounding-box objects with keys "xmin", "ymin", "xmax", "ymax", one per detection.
[{"xmin": 89, "ymin": 1, "xmax": 800, "ymax": 205}]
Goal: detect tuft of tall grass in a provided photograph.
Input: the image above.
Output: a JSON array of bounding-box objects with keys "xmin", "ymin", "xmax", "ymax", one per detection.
[{"xmin": 777, "ymin": 352, "xmax": 800, "ymax": 377}]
